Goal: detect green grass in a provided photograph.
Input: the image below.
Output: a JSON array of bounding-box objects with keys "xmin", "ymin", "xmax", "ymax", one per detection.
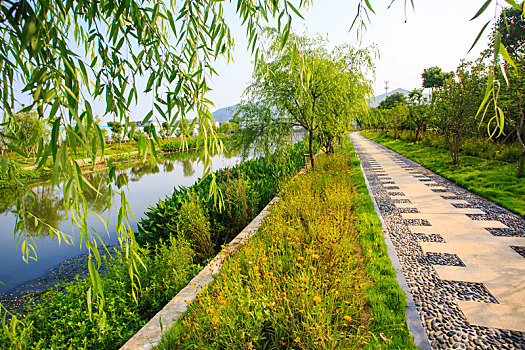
[
  {"xmin": 362, "ymin": 131, "xmax": 525, "ymax": 217},
  {"xmin": 156, "ymin": 144, "xmax": 415, "ymax": 349}
]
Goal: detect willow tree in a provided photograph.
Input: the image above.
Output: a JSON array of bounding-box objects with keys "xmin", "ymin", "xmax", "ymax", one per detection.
[
  {"xmin": 0, "ymin": 0, "xmax": 310, "ymax": 324},
  {"xmin": 236, "ymin": 30, "xmax": 374, "ymax": 167}
]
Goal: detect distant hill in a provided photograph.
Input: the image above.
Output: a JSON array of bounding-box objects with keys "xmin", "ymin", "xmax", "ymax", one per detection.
[
  {"xmin": 212, "ymin": 104, "xmax": 239, "ymax": 123},
  {"xmin": 370, "ymin": 88, "xmax": 409, "ymax": 108}
]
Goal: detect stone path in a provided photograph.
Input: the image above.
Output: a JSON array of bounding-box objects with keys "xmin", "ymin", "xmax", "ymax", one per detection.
[{"xmin": 350, "ymin": 133, "xmax": 525, "ymax": 349}]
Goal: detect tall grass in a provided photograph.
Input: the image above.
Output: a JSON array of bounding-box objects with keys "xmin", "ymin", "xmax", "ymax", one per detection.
[{"xmin": 156, "ymin": 143, "xmax": 415, "ymax": 349}]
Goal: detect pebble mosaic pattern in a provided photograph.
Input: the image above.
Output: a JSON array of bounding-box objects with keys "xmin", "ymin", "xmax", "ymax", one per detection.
[{"xmin": 350, "ymin": 133, "xmax": 525, "ymax": 350}]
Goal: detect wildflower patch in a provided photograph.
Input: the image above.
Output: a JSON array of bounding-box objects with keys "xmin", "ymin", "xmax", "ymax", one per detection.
[{"xmin": 157, "ymin": 146, "xmax": 415, "ymax": 349}]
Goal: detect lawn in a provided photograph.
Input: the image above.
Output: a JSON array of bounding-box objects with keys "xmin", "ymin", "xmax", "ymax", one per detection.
[
  {"xmin": 155, "ymin": 142, "xmax": 415, "ymax": 349},
  {"xmin": 362, "ymin": 131, "xmax": 525, "ymax": 217}
]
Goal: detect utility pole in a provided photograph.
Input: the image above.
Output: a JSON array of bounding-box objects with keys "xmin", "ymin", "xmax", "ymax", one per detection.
[{"xmin": 384, "ymin": 81, "xmax": 389, "ymax": 96}]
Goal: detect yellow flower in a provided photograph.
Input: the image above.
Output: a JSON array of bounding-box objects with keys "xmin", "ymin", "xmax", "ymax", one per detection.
[
  {"xmin": 313, "ymin": 295, "xmax": 322, "ymax": 303},
  {"xmin": 295, "ymin": 337, "xmax": 301, "ymax": 343},
  {"xmin": 297, "ymin": 257, "xmax": 305, "ymax": 262},
  {"xmin": 311, "ymin": 254, "xmax": 319, "ymax": 259},
  {"xmin": 295, "ymin": 263, "xmax": 302, "ymax": 268},
  {"xmin": 344, "ymin": 315, "xmax": 352, "ymax": 322},
  {"xmin": 335, "ymin": 279, "xmax": 341, "ymax": 284},
  {"xmin": 309, "ymin": 266, "xmax": 317, "ymax": 271},
  {"xmin": 300, "ymin": 276, "xmax": 308, "ymax": 283},
  {"xmin": 257, "ymin": 285, "xmax": 264, "ymax": 291},
  {"xmin": 212, "ymin": 316, "xmax": 219, "ymax": 324},
  {"xmin": 267, "ymin": 302, "xmax": 275, "ymax": 308}
]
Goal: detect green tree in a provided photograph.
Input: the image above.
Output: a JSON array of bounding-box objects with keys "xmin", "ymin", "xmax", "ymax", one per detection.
[
  {"xmin": 383, "ymin": 102, "xmax": 409, "ymax": 140},
  {"xmin": 378, "ymin": 92, "xmax": 406, "ymax": 110},
  {"xmin": 237, "ymin": 30, "xmax": 374, "ymax": 166},
  {"xmin": 1, "ymin": 110, "xmax": 49, "ymax": 156},
  {"xmin": 407, "ymin": 89, "xmax": 429, "ymax": 143},
  {"xmin": 422, "ymin": 66, "xmax": 454, "ymax": 94},
  {"xmin": 218, "ymin": 122, "xmax": 240, "ymax": 134},
  {"xmin": 143, "ymin": 124, "xmax": 156, "ymax": 138},
  {"xmin": 161, "ymin": 122, "xmax": 171, "ymax": 139},
  {"xmin": 499, "ymin": 61, "xmax": 525, "ymax": 177},
  {"xmin": 107, "ymin": 121, "xmax": 123, "ymax": 144},
  {"xmin": 434, "ymin": 61, "xmax": 486, "ymax": 165}
]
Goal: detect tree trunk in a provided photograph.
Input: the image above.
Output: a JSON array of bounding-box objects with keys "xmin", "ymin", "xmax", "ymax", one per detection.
[
  {"xmin": 308, "ymin": 129, "xmax": 315, "ymax": 169},
  {"xmin": 414, "ymin": 127, "xmax": 420, "ymax": 143},
  {"xmin": 517, "ymin": 149, "xmax": 525, "ymax": 178}
]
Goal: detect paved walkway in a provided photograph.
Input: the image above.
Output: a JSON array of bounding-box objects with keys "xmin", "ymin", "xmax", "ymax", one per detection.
[{"xmin": 350, "ymin": 133, "xmax": 525, "ymax": 349}]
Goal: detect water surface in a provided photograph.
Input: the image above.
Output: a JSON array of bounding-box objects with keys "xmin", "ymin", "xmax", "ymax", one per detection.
[{"xmin": 0, "ymin": 152, "xmax": 240, "ymax": 295}]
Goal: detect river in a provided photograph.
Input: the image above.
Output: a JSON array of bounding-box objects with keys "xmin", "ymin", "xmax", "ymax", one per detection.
[{"xmin": 0, "ymin": 150, "xmax": 241, "ymax": 301}]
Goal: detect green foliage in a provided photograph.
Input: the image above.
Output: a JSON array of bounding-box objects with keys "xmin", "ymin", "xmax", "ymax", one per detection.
[
  {"xmin": 157, "ymin": 147, "xmax": 415, "ymax": 350},
  {"xmin": 421, "ymin": 66, "xmax": 453, "ymax": 89},
  {"xmin": 0, "ymin": 236, "xmax": 197, "ymax": 349},
  {"xmin": 143, "ymin": 124, "xmax": 156, "ymax": 138},
  {"xmin": 363, "ymin": 131, "xmax": 525, "ymax": 217},
  {"xmin": 406, "ymin": 89, "xmax": 430, "ymax": 143},
  {"xmin": 215, "ymin": 172, "xmax": 259, "ymax": 245},
  {"xmin": 0, "ymin": 162, "xmax": 51, "ymax": 188},
  {"xmin": 237, "ymin": 30, "xmax": 374, "ymax": 166},
  {"xmin": 0, "ymin": 0, "xmax": 309, "ymax": 322},
  {"xmin": 161, "ymin": 137, "xmax": 199, "ymax": 153},
  {"xmin": 0, "ymin": 111, "xmax": 49, "ymax": 155},
  {"xmin": 378, "ymin": 92, "xmax": 407, "ymax": 110},
  {"xmin": 434, "ymin": 60, "xmax": 485, "ymax": 164},
  {"xmin": 138, "ymin": 139, "xmax": 314, "ymax": 248},
  {"xmin": 176, "ymin": 193, "xmax": 214, "ymax": 264},
  {"xmin": 107, "ymin": 122, "xmax": 123, "ymax": 142},
  {"xmin": 217, "ymin": 121, "xmax": 240, "ymax": 134},
  {"xmin": 495, "ymin": 1, "xmax": 525, "ymax": 58}
]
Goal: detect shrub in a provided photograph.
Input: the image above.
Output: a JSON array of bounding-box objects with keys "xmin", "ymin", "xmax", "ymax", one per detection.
[
  {"xmin": 176, "ymin": 193, "xmax": 214, "ymax": 264},
  {"xmin": 498, "ymin": 147, "xmax": 522, "ymax": 163},
  {"xmin": 161, "ymin": 137, "xmax": 199, "ymax": 153}
]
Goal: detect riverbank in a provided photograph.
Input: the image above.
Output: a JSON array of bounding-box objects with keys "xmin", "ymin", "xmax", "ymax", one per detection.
[
  {"xmin": 0, "ymin": 247, "xmax": 115, "ymax": 316},
  {"xmin": 1, "ymin": 135, "xmax": 234, "ymax": 189}
]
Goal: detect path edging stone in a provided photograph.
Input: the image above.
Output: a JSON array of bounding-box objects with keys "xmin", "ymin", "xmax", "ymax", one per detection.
[{"xmin": 353, "ymin": 134, "xmax": 432, "ymax": 350}]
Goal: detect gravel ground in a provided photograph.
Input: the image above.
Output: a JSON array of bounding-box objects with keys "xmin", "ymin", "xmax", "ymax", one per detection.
[{"xmin": 351, "ymin": 134, "xmax": 525, "ymax": 350}]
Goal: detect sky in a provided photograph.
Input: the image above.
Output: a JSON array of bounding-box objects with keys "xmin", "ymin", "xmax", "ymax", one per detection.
[
  {"xmin": 206, "ymin": 0, "xmax": 496, "ymax": 112},
  {"xmin": 8, "ymin": 0, "xmax": 498, "ymax": 123}
]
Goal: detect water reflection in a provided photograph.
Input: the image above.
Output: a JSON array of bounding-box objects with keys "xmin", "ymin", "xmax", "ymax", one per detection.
[{"xmin": 0, "ymin": 147, "xmax": 241, "ymax": 294}]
